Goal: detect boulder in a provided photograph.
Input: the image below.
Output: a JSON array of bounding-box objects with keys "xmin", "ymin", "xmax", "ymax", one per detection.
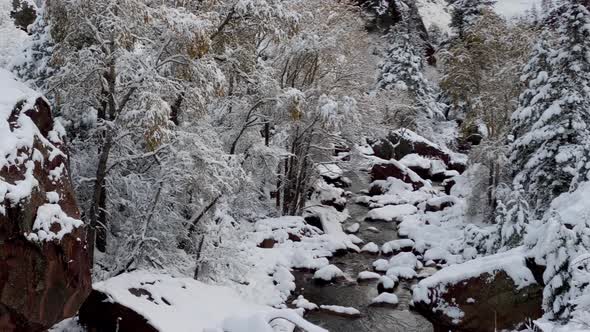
[
  {"xmin": 386, "ymin": 129, "xmax": 467, "ymax": 174},
  {"xmin": 370, "ymin": 160, "xmax": 426, "ymax": 190},
  {"xmin": 0, "ymin": 70, "xmax": 92, "ymax": 331},
  {"xmin": 79, "ymin": 289, "xmax": 159, "ymax": 332},
  {"xmin": 412, "ymin": 248, "xmax": 543, "ymax": 332}
]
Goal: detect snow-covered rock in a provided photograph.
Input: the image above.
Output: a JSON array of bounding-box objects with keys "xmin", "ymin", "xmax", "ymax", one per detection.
[
  {"xmin": 412, "ymin": 248, "xmax": 543, "ymax": 332},
  {"xmin": 357, "ymin": 271, "xmax": 381, "ymax": 281},
  {"xmin": 313, "ymin": 264, "xmax": 345, "ymax": 283},
  {"xmin": 366, "ymin": 204, "xmax": 418, "ymax": 222},
  {"xmin": 361, "ymin": 242, "xmax": 380, "ymax": 254},
  {"xmin": 78, "ymin": 271, "xmax": 326, "ymax": 332},
  {"xmin": 292, "ymin": 295, "xmax": 318, "ymax": 311},
  {"xmin": 377, "ymin": 276, "xmax": 396, "ymax": 293},
  {"xmin": 370, "ymin": 292, "xmax": 399, "ymax": 306},
  {"xmin": 319, "ymin": 305, "xmax": 361, "ymax": 318},
  {"xmin": 345, "ymin": 222, "xmax": 360, "ymax": 233},
  {"xmin": 381, "ymin": 239, "xmax": 415, "ymax": 255}
]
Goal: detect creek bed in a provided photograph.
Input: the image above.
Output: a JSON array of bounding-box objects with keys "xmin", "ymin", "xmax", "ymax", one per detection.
[{"xmin": 292, "ymin": 171, "xmax": 433, "ymax": 332}]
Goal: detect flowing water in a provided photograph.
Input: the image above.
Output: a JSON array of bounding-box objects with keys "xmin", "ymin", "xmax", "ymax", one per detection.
[{"xmin": 292, "ymin": 171, "xmax": 433, "ymax": 332}]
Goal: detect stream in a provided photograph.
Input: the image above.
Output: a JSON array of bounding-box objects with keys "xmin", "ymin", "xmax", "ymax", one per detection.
[{"xmin": 292, "ymin": 171, "xmax": 433, "ymax": 332}]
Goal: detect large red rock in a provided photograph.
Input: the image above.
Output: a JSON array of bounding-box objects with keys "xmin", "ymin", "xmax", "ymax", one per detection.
[
  {"xmin": 412, "ymin": 249, "xmax": 543, "ymax": 332},
  {"xmin": 0, "ymin": 71, "xmax": 92, "ymax": 331}
]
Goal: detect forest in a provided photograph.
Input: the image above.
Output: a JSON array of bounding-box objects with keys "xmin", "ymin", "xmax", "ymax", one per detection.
[{"xmin": 1, "ymin": 0, "xmax": 590, "ymax": 331}]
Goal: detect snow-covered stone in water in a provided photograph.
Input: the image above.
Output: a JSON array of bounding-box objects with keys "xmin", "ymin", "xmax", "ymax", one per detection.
[
  {"xmin": 370, "ymin": 293, "xmax": 399, "ymax": 306},
  {"xmin": 373, "ymin": 259, "xmax": 390, "ymax": 272},
  {"xmin": 417, "ymin": 267, "xmax": 439, "ymax": 279},
  {"xmin": 382, "ymin": 239, "xmax": 415, "ymax": 255},
  {"xmin": 292, "ymin": 295, "xmax": 318, "ymax": 311},
  {"xmin": 424, "ymin": 247, "xmax": 460, "ymax": 265},
  {"xmin": 357, "ymin": 271, "xmax": 381, "ymax": 281},
  {"xmin": 399, "ymin": 153, "xmax": 431, "ymax": 170},
  {"xmin": 345, "ymin": 223, "xmax": 360, "ymax": 233},
  {"xmin": 366, "ymin": 204, "xmax": 418, "ymax": 222},
  {"xmin": 412, "ymin": 248, "xmax": 543, "ymax": 332},
  {"xmin": 389, "ymin": 252, "xmax": 419, "ymax": 269},
  {"xmin": 370, "ymin": 159, "xmax": 429, "ymax": 190},
  {"xmin": 348, "ymin": 234, "xmax": 364, "ymax": 245},
  {"xmin": 361, "ymin": 242, "xmax": 380, "ymax": 254},
  {"xmin": 386, "ymin": 266, "xmax": 418, "ymax": 280},
  {"xmin": 317, "ymin": 163, "xmax": 343, "ymax": 180},
  {"xmin": 313, "ymin": 265, "xmax": 345, "ymax": 283},
  {"xmin": 319, "ymin": 305, "xmax": 361, "ymax": 318},
  {"xmin": 377, "ymin": 276, "xmax": 396, "ymax": 293},
  {"xmin": 367, "ymin": 226, "xmax": 380, "ymax": 233}
]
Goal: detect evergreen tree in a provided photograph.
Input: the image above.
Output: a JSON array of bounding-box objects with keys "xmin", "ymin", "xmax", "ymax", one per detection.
[
  {"xmin": 450, "ymin": 0, "xmax": 496, "ymax": 37},
  {"xmin": 378, "ymin": 23, "xmax": 445, "ymax": 120},
  {"xmin": 495, "ymin": 185, "xmax": 531, "ymax": 250},
  {"xmin": 510, "ymin": 2, "xmax": 590, "ymax": 215}
]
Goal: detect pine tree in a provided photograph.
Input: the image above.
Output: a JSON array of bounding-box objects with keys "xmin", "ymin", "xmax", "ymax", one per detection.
[
  {"xmin": 450, "ymin": 0, "xmax": 496, "ymax": 37},
  {"xmin": 511, "ymin": 2, "xmax": 590, "ymax": 215},
  {"xmin": 495, "ymin": 185, "xmax": 531, "ymax": 250},
  {"xmin": 515, "ymin": 0, "xmax": 590, "ymax": 321},
  {"xmin": 378, "ymin": 23, "xmax": 445, "ymax": 120}
]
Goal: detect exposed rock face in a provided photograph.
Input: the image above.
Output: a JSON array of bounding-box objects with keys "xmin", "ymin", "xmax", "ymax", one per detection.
[
  {"xmin": 412, "ymin": 249, "xmax": 543, "ymax": 332},
  {"xmin": 0, "ymin": 71, "xmax": 92, "ymax": 331},
  {"xmin": 79, "ymin": 289, "xmax": 159, "ymax": 332}
]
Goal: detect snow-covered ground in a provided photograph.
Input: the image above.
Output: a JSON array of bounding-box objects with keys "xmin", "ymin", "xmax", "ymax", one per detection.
[{"xmin": 0, "ymin": 0, "xmax": 29, "ymax": 68}]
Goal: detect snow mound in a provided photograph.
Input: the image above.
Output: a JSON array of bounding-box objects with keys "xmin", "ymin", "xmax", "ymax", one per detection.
[{"xmin": 292, "ymin": 295, "xmax": 318, "ymax": 311}]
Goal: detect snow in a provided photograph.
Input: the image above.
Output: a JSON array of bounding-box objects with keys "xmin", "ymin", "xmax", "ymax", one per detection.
[
  {"xmin": 348, "ymin": 234, "xmax": 364, "ymax": 245},
  {"xmin": 366, "ymin": 226, "xmax": 380, "ymax": 233},
  {"xmin": 313, "ymin": 264, "xmax": 345, "ymax": 282},
  {"xmin": 373, "ymin": 259, "xmax": 390, "ymax": 272},
  {"xmin": 366, "ymin": 204, "xmax": 418, "ymax": 222},
  {"xmin": 361, "ymin": 242, "xmax": 380, "ymax": 254},
  {"xmin": 357, "ymin": 271, "xmax": 381, "ymax": 281},
  {"xmin": 550, "ymin": 181, "xmax": 590, "ymax": 227},
  {"xmin": 0, "ymin": 0, "xmax": 30, "ymax": 68},
  {"xmin": 25, "ymin": 203, "xmax": 83, "ymax": 242},
  {"xmin": 345, "ymin": 222, "xmax": 360, "ymax": 233},
  {"xmin": 386, "ymin": 266, "xmax": 418, "ymax": 280},
  {"xmin": 292, "ymin": 295, "xmax": 318, "ymax": 311},
  {"xmin": 382, "ymin": 239, "xmax": 415, "ymax": 255},
  {"xmin": 319, "ymin": 305, "xmax": 361, "ymax": 317},
  {"xmin": 91, "ymin": 270, "xmax": 326, "ymax": 332},
  {"xmin": 399, "ymin": 153, "xmax": 431, "ymax": 170},
  {"xmin": 317, "ymin": 163, "xmax": 343, "ymax": 180},
  {"xmin": 415, "ymin": 0, "xmax": 452, "ymax": 34},
  {"xmin": 378, "ymin": 276, "xmax": 396, "ymax": 290},
  {"xmin": 371, "ymin": 292, "xmax": 399, "ymax": 305}
]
